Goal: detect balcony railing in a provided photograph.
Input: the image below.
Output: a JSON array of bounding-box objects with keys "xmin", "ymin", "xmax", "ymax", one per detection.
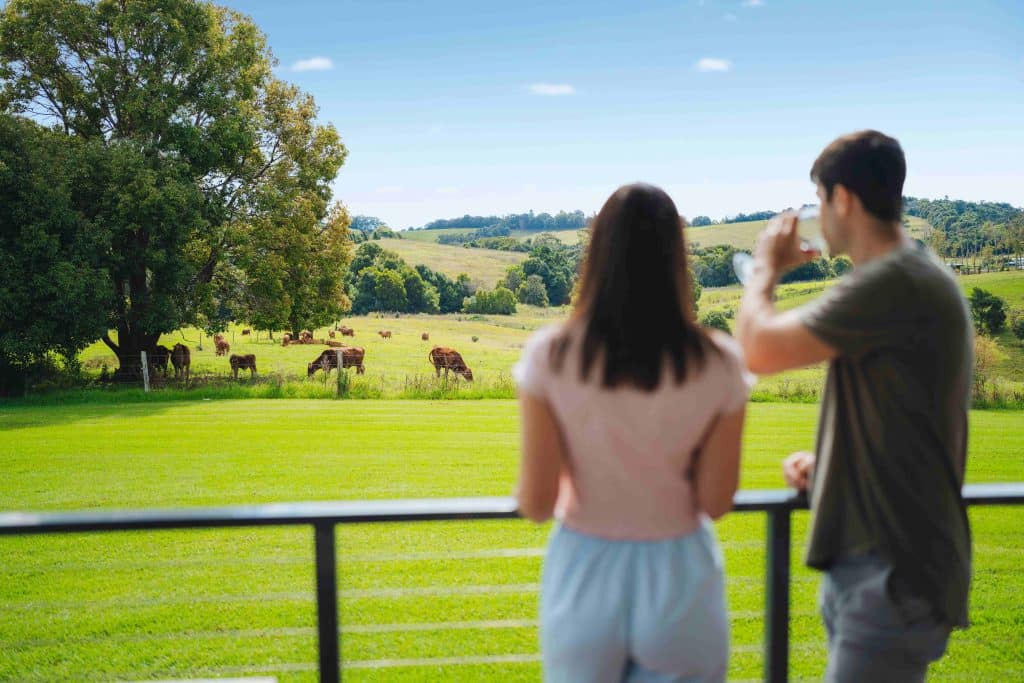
[{"xmin": 2, "ymin": 483, "xmax": 1023, "ymax": 683}]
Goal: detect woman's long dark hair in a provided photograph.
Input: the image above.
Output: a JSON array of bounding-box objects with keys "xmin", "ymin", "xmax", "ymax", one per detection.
[{"xmin": 554, "ymin": 183, "xmax": 712, "ymax": 391}]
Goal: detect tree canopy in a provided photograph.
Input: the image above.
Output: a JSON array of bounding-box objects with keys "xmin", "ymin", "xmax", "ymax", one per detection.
[{"xmin": 0, "ymin": 0, "xmax": 350, "ymax": 376}]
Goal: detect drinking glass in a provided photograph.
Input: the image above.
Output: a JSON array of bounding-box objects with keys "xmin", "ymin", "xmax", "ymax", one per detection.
[{"xmin": 732, "ymin": 206, "xmax": 825, "ymax": 286}]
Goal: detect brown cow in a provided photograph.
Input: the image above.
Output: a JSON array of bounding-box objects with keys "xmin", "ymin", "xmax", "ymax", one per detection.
[
  {"xmin": 421, "ymin": 332, "xmax": 429, "ymax": 341},
  {"xmin": 241, "ymin": 329, "xmax": 251, "ymax": 336},
  {"xmin": 229, "ymin": 353, "xmax": 257, "ymax": 379},
  {"xmin": 171, "ymin": 343, "xmax": 191, "ymax": 382},
  {"xmin": 339, "ymin": 326, "xmax": 355, "ymax": 337},
  {"xmin": 308, "ymin": 347, "xmax": 365, "ymax": 376},
  {"xmin": 282, "ymin": 333, "xmax": 292, "ymax": 347},
  {"xmin": 300, "ymin": 330, "xmax": 313, "ymax": 343},
  {"xmin": 149, "ymin": 345, "xmax": 172, "ymax": 376},
  {"xmin": 325, "ymin": 340, "xmax": 345, "ymax": 348},
  {"xmin": 328, "ymin": 330, "xmax": 336, "ymax": 339},
  {"xmin": 429, "ymin": 346, "xmax": 473, "ymax": 381},
  {"xmin": 215, "ymin": 339, "xmax": 230, "ymax": 356},
  {"xmin": 378, "ymin": 330, "xmax": 392, "ymax": 339}
]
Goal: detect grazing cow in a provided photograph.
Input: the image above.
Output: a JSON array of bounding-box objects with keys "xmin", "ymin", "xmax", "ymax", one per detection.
[
  {"xmin": 229, "ymin": 354, "xmax": 257, "ymax": 379},
  {"xmin": 378, "ymin": 330, "xmax": 392, "ymax": 339},
  {"xmin": 150, "ymin": 345, "xmax": 172, "ymax": 376},
  {"xmin": 215, "ymin": 339, "xmax": 230, "ymax": 356},
  {"xmin": 308, "ymin": 347, "xmax": 365, "ymax": 376},
  {"xmin": 241, "ymin": 329, "xmax": 251, "ymax": 336},
  {"xmin": 421, "ymin": 332, "xmax": 429, "ymax": 341},
  {"xmin": 325, "ymin": 340, "xmax": 345, "ymax": 348},
  {"xmin": 300, "ymin": 330, "xmax": 314, "ymax": 343},
  {"xmin": 329, "ymin": 330, "xmax": 336, "ymax": 339},
  {"xmin": 171, "ymin": 343, "xmax": 191, "ymax": 382},
  {"xmin": 339, "ymin": 326, "xmax": 355, "ymax": 337},
  {"xmin": 428, "ymin": 346, "xmax": 473, "ymax": 381},
  {"xmin": 282, "ymin": 333, "xmax": 291, "ymax": 347}
]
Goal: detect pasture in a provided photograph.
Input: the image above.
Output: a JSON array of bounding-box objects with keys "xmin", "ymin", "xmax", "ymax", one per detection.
[
  {"xmin": 0, "ymin": 401, "xmax": 1022, "ymax": 681},
  {"xmin": 403, "ymin": 216, "xmax": 932, "ymax": 251},
  {"xmin": 69, "ymin": 270, "xmax": 1024, "ymax": 404},
  {"xmin": 373, "ymin": 238, "xmax": 526, "ymax": 287}
]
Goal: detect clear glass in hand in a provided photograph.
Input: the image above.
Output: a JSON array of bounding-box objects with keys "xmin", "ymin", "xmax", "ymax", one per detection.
[{"xmin": 732, "ymin": 206, "xmax": 825, "ymax": 286}]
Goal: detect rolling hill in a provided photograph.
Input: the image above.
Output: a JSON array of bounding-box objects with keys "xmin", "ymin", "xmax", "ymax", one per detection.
[
  {"xmin": 376, "ymin": 238, "xmax": 527, "ymax": 286},
  {"xmin": 400, "ymin": 215, "xmax": 933, "ymax": 251}
]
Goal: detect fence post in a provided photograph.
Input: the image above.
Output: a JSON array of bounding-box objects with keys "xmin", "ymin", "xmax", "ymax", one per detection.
[
  {"xmin": 140, "ymin": 351, "xmax": 150, "ymax": 393},
  {"xmin": 764, "ymin": 507, "xmax": 791, "ymax": 683},
  {"xmin": 314, "ymin": 523, "xmax": 340, "ymax": 682}
]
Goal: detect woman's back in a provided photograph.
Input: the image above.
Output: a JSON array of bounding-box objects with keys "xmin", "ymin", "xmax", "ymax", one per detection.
[{"xmin": 515, "ymin": 321, "xmax": 750, "ymax": 540}]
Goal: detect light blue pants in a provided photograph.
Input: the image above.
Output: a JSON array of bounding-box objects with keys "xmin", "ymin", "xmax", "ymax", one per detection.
[{"xmin": 540, "ymin": 520, "xmax": 728, "ymax": 683}]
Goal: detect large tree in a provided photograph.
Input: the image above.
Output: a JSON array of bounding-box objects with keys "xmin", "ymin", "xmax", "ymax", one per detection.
[{"xmin": 0, "ymin": 0, "xmax": 348, "ymax": 378}]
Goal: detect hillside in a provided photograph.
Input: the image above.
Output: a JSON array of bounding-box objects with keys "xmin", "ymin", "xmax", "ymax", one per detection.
[
  {"xmin": 378, "ymin": 238, "xmax": 526, "ymax": 286},
  {"xmin": 402, "ymin": 216, "xmax": 933, "ymax": 250}
]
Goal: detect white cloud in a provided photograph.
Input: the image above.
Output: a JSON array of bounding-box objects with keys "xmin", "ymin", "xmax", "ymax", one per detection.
[
  {"xmin": 723, "ymin": 13, "xmax": 737, "ymax": 21},
  {"xmin": 695, "ymin": 57, "xmax": 731, "ymax": 73},
  {"xmin": 292, "ymin": 57, "xmax": 333, "ymax": 72},
  {"xmin": 528, "ymin": 83, "xmax": 576, "ymax": 96},
  {"xmin": 741, "ymin": 0, "xmax": 764, "ymax": 6}
]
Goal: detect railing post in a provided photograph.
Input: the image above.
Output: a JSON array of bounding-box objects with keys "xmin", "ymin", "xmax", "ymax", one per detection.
[
  {"xmin": 764, "ymin": 507, "xmax": 791, "ymax": 683},
  {"xmin": 314, "ymin": 522, "xmax": 340, "ymax": 682}
]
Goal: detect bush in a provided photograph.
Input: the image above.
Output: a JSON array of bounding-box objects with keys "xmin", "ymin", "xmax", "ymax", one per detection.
[
  {"xmin": 700, "ymin": 310, "xmax": 731, "ymax": 334},
  {"xmin": 968, "ymin": 288, "xmax": 1007, "ymax": 336},
  {"xmin": 1011, "ymin": 310, "xmax": 1024, "ymax": 342},
  {"xmin": 973, "ymin": 335, "xmax": 1007, "ymax": 399},
  {"xmin": 462, "ymin": 286, "xmax": 517, "ymax": 315},
  {"xmin": 832, "ymin": 256, "xmax": 853, "ymax": 276},
  {"xmin": 518, "ymin": 274, "xmax": 549, "ymax": 307}
]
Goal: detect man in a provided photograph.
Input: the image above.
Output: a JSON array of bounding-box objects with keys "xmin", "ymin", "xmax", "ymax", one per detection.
[{"xmin": 736, "ymin": 130, "xmax": 972, "ymax": 682}]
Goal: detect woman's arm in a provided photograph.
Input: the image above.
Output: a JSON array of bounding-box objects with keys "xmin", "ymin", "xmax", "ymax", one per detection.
[
  {"xmin": 691, "ymin": 407, "xmax": 746, "ymax": 520},
  {"xmin": 515, "ymin": 392, "xmax": 566, "ymax": 523}
]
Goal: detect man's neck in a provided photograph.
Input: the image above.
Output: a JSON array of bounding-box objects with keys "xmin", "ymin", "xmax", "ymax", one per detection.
[{"xmin": 847, "ymin": 221, "xmax": 909, "ymax": 265}]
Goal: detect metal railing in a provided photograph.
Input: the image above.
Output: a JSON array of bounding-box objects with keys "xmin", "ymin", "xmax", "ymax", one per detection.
[{"xmin": 2, "ymin": 483, "xmax": 1023, "ymax": 683}]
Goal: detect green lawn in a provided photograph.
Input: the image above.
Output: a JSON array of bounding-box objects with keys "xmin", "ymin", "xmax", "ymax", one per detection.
[{"xmin": 1, "ymin": 401, "xmax": 1022, "ymax": 681}]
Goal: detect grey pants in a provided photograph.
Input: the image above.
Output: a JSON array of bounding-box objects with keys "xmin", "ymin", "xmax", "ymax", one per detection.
[{"xmin": 820, "ymin": 554, "xmax": 951, "ymax": 683}]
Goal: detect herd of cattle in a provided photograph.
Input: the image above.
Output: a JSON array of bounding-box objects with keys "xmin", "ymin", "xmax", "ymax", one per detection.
[{"xmin": 145, "ymin": 328, "xmax": 473, "ymax": 383}]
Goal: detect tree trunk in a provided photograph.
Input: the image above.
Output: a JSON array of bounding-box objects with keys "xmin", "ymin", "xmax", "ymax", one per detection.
[{"xmin": 104, "ymin": 327, "xmax": 161, "ymax": 382}]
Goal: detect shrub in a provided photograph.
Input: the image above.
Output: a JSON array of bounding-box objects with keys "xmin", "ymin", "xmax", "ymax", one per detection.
[
  {"xmin": 968, "ymin": 288, "xmax": 1007, "ymax": 336},
  {"xmin": 832, "ymin": 256, "xmax": 853, "ymax": 276},
  {"xmin": 700, "ymin": 310, "xmax": 731, "ymax": 334},
  {"xmin": 1011, "ymin": 310, "xmax": 1024, "ymax": 342},
  {"xmin": 462, "ymin": 286, "xmax": 517, "ymax": 315}
]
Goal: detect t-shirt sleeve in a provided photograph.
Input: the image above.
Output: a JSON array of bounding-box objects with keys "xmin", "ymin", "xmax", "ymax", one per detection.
[
  {"xmin": 710, "ymin": 331, "xmax": 756, "ymax": 413},
  {"xmin": 512, "ymin": 327, "xmax": 554, "ymax": 398},
  {"xmin": 797, "ymin": 259, "xmax": 919, "ymax": 359}
]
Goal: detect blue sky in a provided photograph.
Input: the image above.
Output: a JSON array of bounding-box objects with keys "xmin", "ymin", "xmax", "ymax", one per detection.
[{"xmin": 232, "ymin": 0, "xmax": 1023, "ymax": 228}]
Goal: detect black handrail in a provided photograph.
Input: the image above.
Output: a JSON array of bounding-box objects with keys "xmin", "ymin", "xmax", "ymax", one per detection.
[{"xmin": 2, "ymin": 482, "xmax": 1023, "ymax": 683}]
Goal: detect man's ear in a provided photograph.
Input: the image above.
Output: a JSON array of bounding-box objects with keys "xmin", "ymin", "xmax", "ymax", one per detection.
[{"xmin": 832, "ymin": 184, "xmax": 854, "ymax": 218}]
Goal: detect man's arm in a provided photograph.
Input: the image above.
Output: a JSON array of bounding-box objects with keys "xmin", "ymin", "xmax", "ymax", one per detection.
[{"xmin": 735, "ymin": 214, "xmax": 838, "ymax": 375}]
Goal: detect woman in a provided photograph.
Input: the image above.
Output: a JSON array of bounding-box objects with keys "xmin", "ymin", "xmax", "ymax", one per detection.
[{"xmin": 513, "ymin": 183, "xmax": 752, "ymax": 682}]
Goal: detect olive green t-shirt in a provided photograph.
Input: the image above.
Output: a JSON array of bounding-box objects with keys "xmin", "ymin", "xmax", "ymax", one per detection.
[{"xmin": 798, "ymin": 242, "xmax": 973, "ymax": 628}]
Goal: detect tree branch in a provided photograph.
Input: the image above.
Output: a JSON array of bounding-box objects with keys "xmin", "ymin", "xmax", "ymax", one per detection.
[{"xmin": 101, "ymin": 333, "xmax": 120, "ymax": 355}]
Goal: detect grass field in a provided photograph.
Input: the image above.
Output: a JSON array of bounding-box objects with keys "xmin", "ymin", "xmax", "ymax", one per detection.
[
  {"xmin": 400, "ymin": 228, "xmax": 478, "ymax": 243},
  {"xmin": 64, "ymin": 270, "xmax": 1024, "ymax": 406},
  {"xmin": 375, "ymin": 238, "xmax": 526, "ymax": 287},
  {"xmin": 1, "ymin": 400, "xmax": 1022, "ymax": 682}
]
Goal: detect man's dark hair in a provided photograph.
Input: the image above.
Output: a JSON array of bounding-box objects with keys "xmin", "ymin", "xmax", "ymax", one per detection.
[{"xmin": 810, "ymin": 130, "xmax": 906, "ymax": 222}]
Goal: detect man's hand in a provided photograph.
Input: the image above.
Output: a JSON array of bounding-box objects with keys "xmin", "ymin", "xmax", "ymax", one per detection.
[
  {"xmin": 783, "ymin": 451, "xmax": 815, "ymax": 491},
  {"xmin": 754, "ymin": 213, "xmax": 816, "ymax": 280}
]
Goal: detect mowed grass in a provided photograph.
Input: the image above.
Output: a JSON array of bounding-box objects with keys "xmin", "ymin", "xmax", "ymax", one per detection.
[{"xmin": 1, "ymin": 401, "xmax": 1023, "ymax": 681}]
